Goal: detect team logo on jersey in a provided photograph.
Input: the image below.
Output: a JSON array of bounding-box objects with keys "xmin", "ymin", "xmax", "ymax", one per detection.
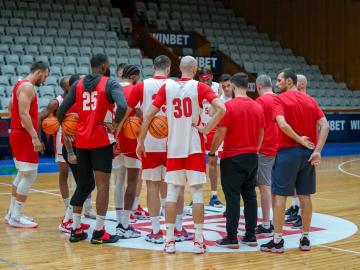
[{"xmin": 83, "ymin": 207, "xmax": 357, "ymax": 253}]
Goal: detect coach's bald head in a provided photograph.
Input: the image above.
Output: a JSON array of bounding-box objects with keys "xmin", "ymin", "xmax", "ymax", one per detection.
[
  {"xmin": 180, "ymin": 56, "xmax": 198, "ymax": 78},
  {"xmin": 297, "ymin": 74, "xmax": 307, "ymax": 93}
]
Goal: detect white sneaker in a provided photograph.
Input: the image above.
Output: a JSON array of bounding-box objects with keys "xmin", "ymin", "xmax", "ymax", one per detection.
[
  {"xmin": 84, "ymin": 208, "xmax": 96, "ymax": 219},
  {"xmin": 183, "ymin": 206, "xmax": 192, "ymax": 216},
  {"xmin": 4, "ymin": 211, "xmax": 10, "ymax": 223},
  {"xmin": 164, "ymin": 240, "xmax": 176, "ymax": 254},
  {"xmin": 116, "ymin": 224, "xmax": 141, "ymax": 239},
  {"xmin": 193, "ymin": 241, "xmax": 207, "ymax": 254},
  {"xmin": 8, "ymin": 216, "xmax": 38, "ymax": 228}
]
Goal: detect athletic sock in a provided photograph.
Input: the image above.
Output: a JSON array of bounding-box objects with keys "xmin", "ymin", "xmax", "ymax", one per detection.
[
  {"xmin": 274, "ymin": 233, "xmax": 283, "ymax": 244},
  {"xmin": 166, "ymin": 224, "xmax": 175, "ymax": 242},
  {"xmin": 160, "ymin": 198, "xmax": 166, "ymax": 208},
  {"xmin": 151, "ymin": 216, "xmax": 160, "ymax": 234},
  {"xmin": 194, "ymin": 224, "xmax": 203, "ymax": 243},
  {"xmin": 302, "ymin": 232, "xmax": 309, "ymax": 239},
  {"xmin": 9, "ymin": 195, "xmax": 16, "ymax": 214},
  {"xmin": 210, "ymin": 191, "xmax": 217, "ymax": 197},
  {"xmin": 84, "ymin": 198, "xmax": 92, "ymax": 210},
  {"xmin": 175, "ymin": 214, "xmax": 183, "ymax": 231},
  {"xmin": 116, "ymin": 209, "xmax": 123, "ymax": 223},
  {"xmin": 72, "ymin": 213, "xmax": 81, "ymax": 230},
  {"xmin": 12, "ymin": 200, "xmax": 23, "ymax": 220},
  {"xmin": 132, "ymin": 196, "xmax": 140, "ymax": 211},
  {"xmin": 292, "ymin": 197, "xmax": 300, "ymax": 207},
  {"xmin": 121, "ymin": 210, "xmax": 130, "ymax": 229},
  {"xmin": 262, "ymin": 221, "xmax": 271, "ymax": 229},
  {"xmin": 63, "ymin": 205, "xmax": 73, "ymax": 222},
  {"xmin": 63, "ymin": 198, "xmax": 70, "ymax": 209},
  {"xmin": 95, "ymin": 215, "xmax": 105, "ymax": 231}
]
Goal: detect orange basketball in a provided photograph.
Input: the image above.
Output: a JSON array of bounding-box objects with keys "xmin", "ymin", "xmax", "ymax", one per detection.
[
  {"xmin": 62, "ymin": 113, "xmax": 78, "ymax": 136},
  {"xmin": 123, "ymin": 116, "xmax": 141, "ymax": 139},
  {"xmin": 149, "ymin": 115, "xmax": 168, "ymax": 139},
  {"xmin": 42, "ymin": 115, "xmax": 59, "ymax": 135}
]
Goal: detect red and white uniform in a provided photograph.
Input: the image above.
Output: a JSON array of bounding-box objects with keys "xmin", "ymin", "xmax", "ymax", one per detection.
[
  {"xmin": 113, "ymin": 82, "xmax": 141, "ymax": 169},
  {"xmin": 54, "ymin": 95, "xmax": 65, "ymax": 163},
  {"xmin": 9, "ymin": 80, "xmax": 39, "ymax": 171},
  {"xmin": 153, "ymin": 78, "xmax": 217, "ymax": 186},
  {"xmin": 128, "ymin": 76, "xmax": 168, "ymax": 180},
  {"xmin": 200, "ymin": 81, "xmax": 219, "ymax": 152},
  {"xmin": 75, "ymin": 77, "xmax": 115, "ymax": 149}
]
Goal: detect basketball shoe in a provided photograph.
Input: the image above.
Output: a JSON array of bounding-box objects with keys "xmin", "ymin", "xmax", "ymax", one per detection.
[
  {"xmin": 241, "ymin": 235, "xmax": 258, "ymax": 247},
  {"xmin": 193, "ymin": 241, "xmax": 207, "ymax": 254},
  {"xmin": 134, "ymin": 205, "xmax": 150, "ymax": 220},
  {"xmin": 8, "ymin": 216, "xmax": 38, "ymax": 228},
  {"xmin": 116, "ymin": 224, "xmax": 141, "ymax": 238},
  {"xmin": 164, "ymin": 240, "xmax": 176, "ymax": 254},
  {"xmin": 174, "ymin": 228, "xmax": 194, "ymax": 242},
  {"xmin": 84, "ymin": 208, "xmax": 96, "ymax": 220},
  {"xmin": 299, "ymin": 236, "xmax": 311, "ymax": 251},
  {"xmin": 69, "ymin": 228, "xmax": 88, "ymax": 242},
  {"xmin": 145, "ymin": 230, "xmax": 164, "ymax": 244},
  {"xmin": 255, "ymin": 223, "xmax": 274, "ymax": 237},
  {"xmin": 208, "ymin": 195, "xmax": 224, "ymax": 208},
  {"xmin": 5, "ymin": 210, "xmax": 33, "ymax": 223},
  {"xmin": 215, "ymin": 237, "xmax": 239, "ymax": 249},
  {"xmin": 58, "ymin": 219, "xmax": 90, "ymax": 234},
  {"xmin": 260, "ymin": 239, "xmax": 285, "ymax": 253},
  {"xmin": 292, "ymin": 216, "xmax": 303, "ymax": 229},
  {"xmin": 285, "ymin": 205, "xmax": 299, "ymax": 216},
  {"xmin": 91, "ymin": 227, "xmax": 121, "ymax": 244}
]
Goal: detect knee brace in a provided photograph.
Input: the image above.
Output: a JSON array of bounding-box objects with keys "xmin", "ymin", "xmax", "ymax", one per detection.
[
  {"xmin": 166, "ymin": 184, "xmax": 184, "ymax": 203},
  {"xmin": 190, "ymin": 184, "xmax": 204, "ymax": 204},
  {"xmin": 16, "ymin": 170, "xmax": 37, "ymax": 196},
  {"xmin": 12, "ymin": 172, "xmax": 22, "ymax": 187}
]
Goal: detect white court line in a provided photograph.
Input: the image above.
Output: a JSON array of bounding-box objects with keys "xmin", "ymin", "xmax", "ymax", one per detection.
[
  {"xmin": 337, "ymin": 158, "xmax": 360, "ymax": 178},
  {"xmin": 317, "ymin": 245, "xmax": 360, "ymax": 255}
]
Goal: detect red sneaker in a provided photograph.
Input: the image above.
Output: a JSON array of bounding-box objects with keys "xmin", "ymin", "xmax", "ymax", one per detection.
[
  {"xmin": 134, "ymin": 205, "xmax": 150, "ymax": 220},
  {"xmin": 174, "ymin": 228, "xmax": 194, "ymax": 242}
]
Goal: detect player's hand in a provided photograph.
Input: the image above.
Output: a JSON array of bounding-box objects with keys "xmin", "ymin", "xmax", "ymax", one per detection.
[
  {"xmin": 136, "ymin": 140, "xmax": 145, "ymax": 160},
  {"xmin": 208, "ymin": 156, "xmax": 217, "ymax": 167},
  {"xmin": 101, "ymin": 122, "xmax": 114, "ymax": 134},
  {"xmin": 308, "ymin": 151, "xmax": 321, "ymax": 166},
  {"xmin": 32, "ymin": 137, "xmax": 44, "ymax": 152},
  {"xmin": 68, "ymin": 153, "xmax": 77, "ymax": 164},
  {"xmin": 299, "ymin": 136, "xmax": 315, "ymax": 150}
]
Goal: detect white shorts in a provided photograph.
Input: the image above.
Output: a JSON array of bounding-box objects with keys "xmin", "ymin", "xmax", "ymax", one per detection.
[
  {"xmin": 165, "ymin": 170, "xmax": 206, "ymax": 186},
  {"xmin": 112, "ymin": 154, "xmax": 141, "ymax": 169},
  {"xmin": 14, "ymin": 158, "xmax": 38, "ymax": 172},
  {"xmin": 142, "ymin": 166, "xmax": 166, "ymax": 181},
  {"xmin": 55, "ymin": 154, "xmax": 65, "ymax": 163}
]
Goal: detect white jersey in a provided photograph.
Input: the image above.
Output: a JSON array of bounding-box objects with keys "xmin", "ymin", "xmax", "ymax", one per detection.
[
  {"xmin": 142, "ymin": 77, "xmax": 168, "ymax": 152},
  {"xmin": 200, "ymin": 81, "xmax": 219, "ymax": 125},
  {"xmin": 54, "ymin": 95, "xmax": 64, "ymax": 155},
  {"xmin": 220, "ymin": 93, "xmax": 232, "ymax": 102},
  {"xmin": 164, "ymin": 79, "xmax": 204, "ymax": 158}
]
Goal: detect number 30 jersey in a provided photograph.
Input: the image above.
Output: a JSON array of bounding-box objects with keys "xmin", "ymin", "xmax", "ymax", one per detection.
[
  {"xmin": 75, "ymin": 76, "xmax": 114, "ymax": 149},
  {"xmin": 153, "ymin": 78, "xmax": 217, "ymax": 158}
]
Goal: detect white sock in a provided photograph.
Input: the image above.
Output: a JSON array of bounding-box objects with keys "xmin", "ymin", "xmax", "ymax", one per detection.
[
  {"xmin": 194, "ymin": 224, "xmax": 203, "ymax": 243},
  {"xmin": 12, "ymin": 200, "xmax": 23, "ymax": 220},
  {"xmin": 95, "ymin": 215, "xmax": 105, "ymax": 230},
  {"xmin": 121, "ymin": 210, "xmax": 130, "ymax": 229},
  {"xmin": 160, "ymin": 198, "xmax": 166, "ymax": 208},
  {"xmin": 210, "ymin": 191, "xmax": 217, "ymax": 197},
  {"xmin": 63, "ymin": 205, "xmax": 73, "ymax": 222},
  {"xmin": 274, "ymin": 233, "xmax": 282, "ymax": 244},
  {"xmin": 298, "ymin": 208, "xmax": 302, "ymax": 216},
  {"xmin": 292, "ymin": 197, "xmax": 300, "ymax": 207},
  {"xmin": 72, "ymin": 213, "xmax": 81, "ymax": 230},
  {"xmin": 302, "ymin": 232, "xmax": 309, "ymax": 239},
  {"xmin": 166, "ymin": 224, "xmax": 175, "ymax": 242},
  {"xmin": 63, "ymin": 198, "xmax": 70, "ymax": 209},
  {"xmin": 9, "ymin": 195, "xmax": 16, "ymax": 214},
  {"xmin": 132, "ymin": 196, "xmax": 140, "ymax": 211},
  {"xmin": 84, "ymin": 198, "xmax": 92, "ymax": 210},
  {"xmin": 262, "ymin": 221, "xmax": 271, "ymax": 229},
  {"xmin": 151, "ymin": 216, "xmax": 160, "ymax": 234},
  {"xmin": 175, "ymin": 214, "xmax": 183, "ymax": 231},
  {"xmin": 116, "ymin": 209, "xmax": 123, "ymax": 223}
]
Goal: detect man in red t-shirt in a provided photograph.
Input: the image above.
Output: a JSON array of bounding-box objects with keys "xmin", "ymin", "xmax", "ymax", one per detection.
[
  {"xmin": 260, "ymin": 69, "xmax": 329, "ymax": 253},
  {"xmin": 254, "ymin": 74, "xmax": 279, "ymax": 237},
  {"xmin": 209, "ymin": 73, "xmax": 265, "ymax": 249}
]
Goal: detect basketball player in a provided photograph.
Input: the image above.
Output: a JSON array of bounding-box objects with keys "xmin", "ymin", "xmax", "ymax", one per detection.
[
  {"xmin": 261, "ymin": 69, "xmax": 329, "ymax": 253},
  {"xmin": 210, "ymin": 73, "xmax": 264, "ymax": 249},
  {"xmin": 255, "ymin": 74, "xmax": 279, "ymax": 236},
  {"xmin": 113, "ymin": 64, "xmax": 142, "ymax": 238},
  {"xmin": 218, "ymin": 74, "xmax": 233, "ymax": 101},
  {"xmin": 6, "ymin": 61, "xmax": 49, "ymax": 228},
  {"xmin": 137, "ymin": 56, "xmax": 226, "ymax": 254},
  {"xmin": 198, "ymin": 67, "xmax": 223, "ymax": 207},
  {"xmin": 116, "ymin": 63, "xmax": 127, "ymax": 82},
  {"xmin": 57, "ymin": 54, "xmax": 127, "ymax": 244},
  {"xmin": 128, "ymin": 55, "xmax": 192, "ymax": 244}
]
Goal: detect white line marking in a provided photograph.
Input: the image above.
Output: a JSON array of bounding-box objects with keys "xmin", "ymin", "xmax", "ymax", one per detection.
[
  {"xmin": 337, "ymin": 158, "xmax": 360, "ymax": 178},
  {"xmin": 0, "ymin": 182, "xmax": 61, "ymax": 197},
  {"xmin": 318, "ymin": 245, "xmax": 360, "ymax": 255}
]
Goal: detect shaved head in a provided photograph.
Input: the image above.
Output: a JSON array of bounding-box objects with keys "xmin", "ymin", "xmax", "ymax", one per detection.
[{"xmin": 179, "ymin": 56, "xmax": 198, "ymax": 78}]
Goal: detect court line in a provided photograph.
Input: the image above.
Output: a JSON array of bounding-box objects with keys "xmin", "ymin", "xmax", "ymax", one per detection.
[
  {"xmin": 337, "ymin": 158, "xmax": 360, "ymax": 178},
  {"xmin": 0, "ymin": 258, "xmax": 29, "ymax": 270},
  {"xmin": 317, "ymin": 245, "xmax": 360, "ymax": 255}
]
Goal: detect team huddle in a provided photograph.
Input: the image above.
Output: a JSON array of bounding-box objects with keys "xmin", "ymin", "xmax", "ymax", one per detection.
[{"xmin": 5, "ymin": 53, "xmax": 329, "ymax": 254}]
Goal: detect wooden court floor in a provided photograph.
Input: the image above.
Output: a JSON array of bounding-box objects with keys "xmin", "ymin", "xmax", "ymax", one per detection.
[{"xmin": 0, "ymin": 155, "xmax": 359, "ymax": 270}]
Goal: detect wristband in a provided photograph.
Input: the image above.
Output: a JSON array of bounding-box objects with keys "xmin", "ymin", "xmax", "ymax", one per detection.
[{"xmin": 208, "ymin": 152, "xmax": 216, "ymax": 157}]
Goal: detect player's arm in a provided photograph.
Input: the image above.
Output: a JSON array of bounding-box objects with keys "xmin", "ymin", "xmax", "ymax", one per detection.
[
  {"xmin": 18, "ymin": 83, "xmax": 43, "ymax": 152},
  {"xmin": 203, "ymin": 98, "xmax": 226, "ymax": 134},
  {"xmin": 275, "ymin": 115, "xmax": 314, "ymax": 150},
  {"xmin": 56, "ymin": 83, "xmax": 76, "ymax": 124},
  {"xmin": 38, "ymin": 99, "xmax": 59, "ymax": 138},
  {"xmin": 308, "ymin": 116, "xmax": 329, "ymax": 165},
  {"xmin": 106, "ymin": 79, "xmax": 127, "ymax": 135},
  {"xmin": 64, "ymin": 136, "xmax": 77, "ymax": 164}
]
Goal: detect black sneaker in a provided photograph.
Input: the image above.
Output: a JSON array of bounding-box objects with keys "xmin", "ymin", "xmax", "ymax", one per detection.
[
  {"xmin": 260, "ymin": 239, "xmax": 285, "ymax": 253},
  {"xmin": 91, "ymin": 226, "xmax": 121, "ymax": 244},
  {"xmin": 292, "ymin": 216, "xmax": 303, "ymax": 229},
  {"xmin": 286, "ymin": 214, "xmax": 301, "ymax": 223},
  {"xmin": 69, "ymin": 228, "xmax": 88, "ymax": 242},
  {"xmin": 241, "ymin": 235, "xmax": 258, "ymax": 247},
  {"xmin": 255, "ymin": 224, "xmax": 273, "ymax": 237},
  {"xmin": 215, "ymin": 237, "xmax": 239, "ymax": 249},
  {"xmin": 299, "ymin": 236, "xmax": 311, "ymax": 251},
  {"xmin": 285, "ymin": 205, "xmax": 299, "ymax": 216}
]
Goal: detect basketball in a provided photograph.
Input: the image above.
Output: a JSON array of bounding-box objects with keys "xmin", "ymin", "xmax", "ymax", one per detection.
[
  {"xmin": 62, "ymin": 113, "xmax": 78, "ymax": 136},
  {"xmin": 42, "ymin": 115, "xmax": 59, "ymax": 135},
  {"xmin": 149, "ymin": 115, "xmax": 168, "ymax": 139},
  {"xmin": 123, "ymin": 116, "xmax": 141, "ymax": 139}
]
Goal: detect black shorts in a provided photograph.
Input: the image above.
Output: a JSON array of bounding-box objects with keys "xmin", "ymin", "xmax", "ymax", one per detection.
[
  {"xmin": 77, "ymin": 144, "xmax": 113, "ymax": 174},
  {"xmin": 271, "ymin": 147, "xmax": 316, "ymax": 196}
]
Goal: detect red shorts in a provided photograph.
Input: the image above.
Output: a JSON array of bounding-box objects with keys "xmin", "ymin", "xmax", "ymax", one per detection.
[
  {"xmin": 165, "ymin": 153, "xmax": 206, "ymax": 186},
  {"xmin": 10, "ymin": 129, "xmax": 39, "ymax": 170},
  {"xmin": 205, "ymin": 128, "xmax": 216, "ymax": 152},
  {"xmin": 142, "ymin": 152, "xmax": 167, "ymax": 181}
]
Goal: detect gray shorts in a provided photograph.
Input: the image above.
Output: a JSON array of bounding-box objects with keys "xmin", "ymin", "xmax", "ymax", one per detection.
[{"xmin": 256, "ymin": 153, "xmax": 275, "ymax": 186}]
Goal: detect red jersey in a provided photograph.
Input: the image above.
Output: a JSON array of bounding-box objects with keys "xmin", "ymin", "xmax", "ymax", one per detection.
[
  {"xmin": 218, "ymin": 97, "xmax": 264, "ymax": 159},
  {"xmin": 75, "ymin": 76, "xmax": 114, "ymax": 149},
  {"xmin": 10, "ymin": 80, "xmax": 38, "ymax": 132},
  {"xmin": 117, "ymin": 84, "xmax": 137, "ymax": 158},
  {"xmin": 273, "ymin": 90, "xmax": 324, "ymax": 150},
  {"xmin": 256, "ymin": 93, "xmax": 279, "ymax": 157}
]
